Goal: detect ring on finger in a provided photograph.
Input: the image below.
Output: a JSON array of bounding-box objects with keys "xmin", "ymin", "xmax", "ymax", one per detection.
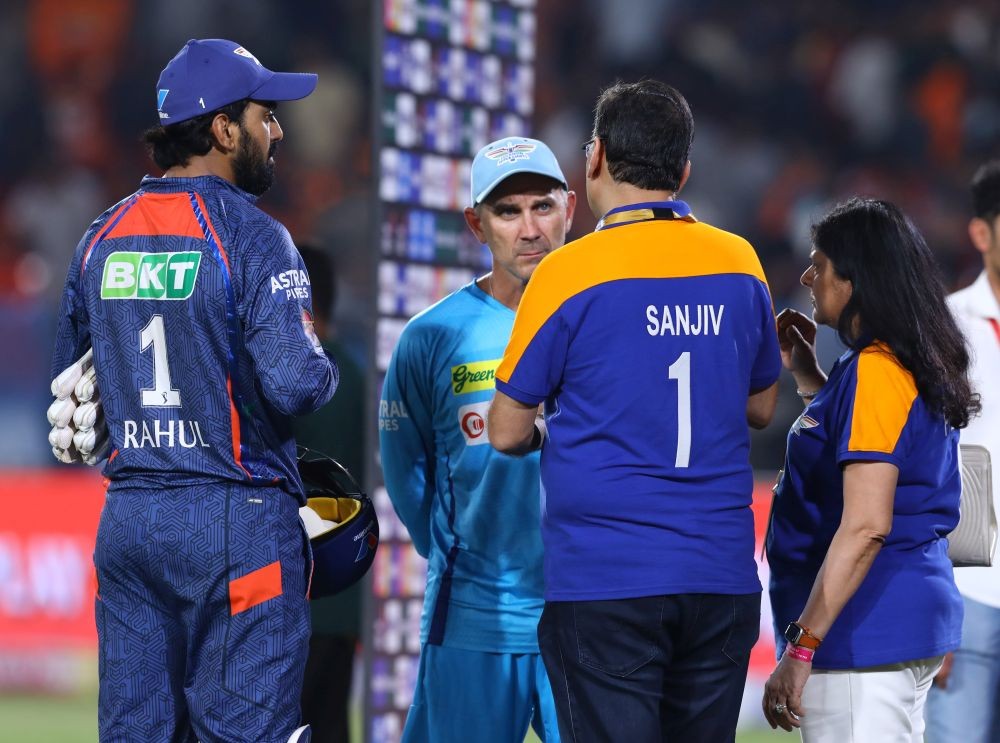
[{"xmin": 773, "ymin": 702, "xmax": 787, "ymax": 715}]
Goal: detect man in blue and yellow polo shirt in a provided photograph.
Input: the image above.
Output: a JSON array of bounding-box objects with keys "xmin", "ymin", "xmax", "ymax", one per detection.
[{"xmin": 489, "ymin": 80, "xmax": 781, "ymax": 742}]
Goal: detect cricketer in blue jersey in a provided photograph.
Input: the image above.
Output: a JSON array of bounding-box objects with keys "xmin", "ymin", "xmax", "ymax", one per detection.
[
  {"xmin": 51, "ymin": 40, "xmax": 335, "ymax": 743},
  {"xmin": 490, "ymin": 81, "xmax": 781, "ymax": 743},
  {"xmin": 379, "ymin": 137, "xmax": 575, "ymax": 743}
]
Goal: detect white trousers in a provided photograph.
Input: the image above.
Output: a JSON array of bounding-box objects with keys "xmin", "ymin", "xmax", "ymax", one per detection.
[{"xmin": 798, "ymin": 656, "xmax": 944, "ymax": 743}]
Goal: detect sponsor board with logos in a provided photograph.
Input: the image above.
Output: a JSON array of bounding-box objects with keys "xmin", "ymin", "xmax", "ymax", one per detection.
[{"xmin": 370, "ymin": 3, "xmax": 538, "ymax": 739}]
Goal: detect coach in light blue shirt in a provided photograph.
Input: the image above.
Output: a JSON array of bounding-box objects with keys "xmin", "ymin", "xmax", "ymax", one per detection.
[{"xmin": 379, "ymin": 135, "xmax": 575, "ymax": 743}]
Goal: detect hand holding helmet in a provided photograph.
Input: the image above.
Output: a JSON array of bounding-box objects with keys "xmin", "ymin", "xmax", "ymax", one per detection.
[{"xmin": 297, "ymin": 447, "xmax": 379, "ymax": 599}]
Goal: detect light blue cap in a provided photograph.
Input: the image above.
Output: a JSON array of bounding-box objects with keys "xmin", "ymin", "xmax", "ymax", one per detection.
[{"xmin": 470, "ymin": 136, "xmax": 567, "ymax": 205}]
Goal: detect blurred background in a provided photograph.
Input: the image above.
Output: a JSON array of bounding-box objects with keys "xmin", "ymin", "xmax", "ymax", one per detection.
[{"xmin": 1, "ymin": 0, "xmax": 997, "ymax": 740}]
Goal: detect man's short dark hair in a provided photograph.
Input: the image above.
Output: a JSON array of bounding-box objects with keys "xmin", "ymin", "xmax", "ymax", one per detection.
[
  {"xmin": 141, "ymin": 99, "xmax": 251, "ymax": 171},
  {"xmin": 971, "ymin": 160, "xmax": 1000, "ymax": 223},
  {"xmin": 592, "ymin": 80, "xmax": 694, "ymax": 193}
]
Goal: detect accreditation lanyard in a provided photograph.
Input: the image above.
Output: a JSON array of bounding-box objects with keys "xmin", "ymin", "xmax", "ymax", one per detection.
[{"xmin": 595, "ymin": 200, "xmax": 697, "ymax": 230}]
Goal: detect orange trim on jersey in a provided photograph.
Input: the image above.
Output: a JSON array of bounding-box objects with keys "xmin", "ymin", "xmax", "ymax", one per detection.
[
  {"xmin": 103, "ymin": 192, "xmax": 205, "ymax": 240},
  {"xmin": 847, "ymin": 343, "xmax": 917, "ymax": 454},
  {"xmin": 191, "ymin": 193, "xmax": 249, "ymax": 478},
  {"xmin": 227, "ymin": 376, "xmax": 252, "ymax": 478},
  {"xmin": 497, "ymin": 220, "xmax": 770, "ymax": 382},
  {"xmin": 192, "ymin": 192, "xmax": 232, "ymax": 273},
  {"xmin": 80, "ymin": 199, "xmax": 134, "ymax": 273},
  {"xmin": 229, "ymin": 560, "xmax": 283, "ymax": 615}
]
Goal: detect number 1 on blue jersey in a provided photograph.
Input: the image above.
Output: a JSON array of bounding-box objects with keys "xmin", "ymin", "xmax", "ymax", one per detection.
[
  {"xmin": 140, "ymin": 315, "xmax": 181, "ymax": 407},
  {"xmin": 668, "ymin": 352, "xmax": 691, "ymax": 468}
]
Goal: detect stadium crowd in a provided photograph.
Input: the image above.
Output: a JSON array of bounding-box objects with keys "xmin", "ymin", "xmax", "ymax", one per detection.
[{"xmin": 4, "ymin": 0, "xmax": 1000, "ymax": 468}]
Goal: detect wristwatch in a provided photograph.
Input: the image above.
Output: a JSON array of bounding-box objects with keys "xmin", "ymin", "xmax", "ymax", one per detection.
[{"xmin": 784, "ymin": 621, "xmax": 822, "ymax": 650}]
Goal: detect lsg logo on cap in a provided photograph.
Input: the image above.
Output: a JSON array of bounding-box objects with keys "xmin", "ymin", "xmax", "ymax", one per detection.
[
  {"xmin": 485, "ymin": 142, "xmax": 536, "ymax": 166},
  {"xmin": 232, "ymin": 47, "xmax": 262, "ymax": 66}
]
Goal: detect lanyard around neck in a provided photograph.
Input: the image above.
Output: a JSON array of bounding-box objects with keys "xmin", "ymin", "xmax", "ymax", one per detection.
[{"xmin": 596, "ymin": 200, "xmax": 696, "ymax": 231}]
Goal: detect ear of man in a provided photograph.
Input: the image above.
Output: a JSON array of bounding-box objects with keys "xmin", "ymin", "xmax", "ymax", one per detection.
[
  {"xmin": 586, "ymin": 137, "xmax": 604, "ymax": 182},
  {"xmin": 210, "ymin": 112, "xmax": 240, "ymax": 154},
  {"xmin": 464, "ymin": 205, "xmax": 486, "ymax": 243},
  {"xmin": 968, "ymin": 217, "xmax": 993, "ymax": 257}
]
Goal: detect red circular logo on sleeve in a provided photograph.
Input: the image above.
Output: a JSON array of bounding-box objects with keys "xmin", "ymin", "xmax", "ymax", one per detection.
[{"xmin": 461, "ymin": 412, "xmax": 485, "ymax": 439}]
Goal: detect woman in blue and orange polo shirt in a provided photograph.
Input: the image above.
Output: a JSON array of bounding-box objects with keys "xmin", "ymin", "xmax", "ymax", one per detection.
[{"xmin": 763, "ymin": 197, "xmax": 980, "ymax": 741}]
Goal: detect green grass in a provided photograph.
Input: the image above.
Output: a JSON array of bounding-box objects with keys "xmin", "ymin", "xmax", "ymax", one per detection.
[
  {"xmin": 738, "ymin": 730, "xmax": 789, "ymax": 743},
  {"xmin": 0, "ymin": 693, "xmax": 98, "ymax": 743},
  {"xmin": 0, "ymin": 687, "xmax": 787, "ymax": 743}
]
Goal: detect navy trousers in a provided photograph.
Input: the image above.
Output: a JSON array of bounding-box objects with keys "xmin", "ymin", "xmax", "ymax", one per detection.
[
  {"xmin": 538, "ymin": 592, "xmax": 760, "ymax": 743},
  {"xmin": 95, "ymin": 481, "xmax": 312, "ymax": 742}
]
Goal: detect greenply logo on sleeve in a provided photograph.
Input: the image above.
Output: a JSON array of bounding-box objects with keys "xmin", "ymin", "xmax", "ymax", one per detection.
[
  {"xmin": 101, "ymin": 252, "xmax": 201, "ymax": 300},
  {"xmin": 451, "ymin": 359, "xmax": 501, "ymax": 395}
]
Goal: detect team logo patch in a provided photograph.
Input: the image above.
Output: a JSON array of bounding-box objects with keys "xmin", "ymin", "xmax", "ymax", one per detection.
[
  {"xmin": 790, "ymin": 413, "xmax": 820, "ymax": 436},
  {"xmin": 157, "ymin": 88, "xmax": 169, "ymax": 110},
  {"xmin": 233, "ymin": 46, "xmax": 262, "ymax": 66},
  {"xmin": 484, "ymin": 142, "xmax": 536, "ymax": 166},
  {"xmin": 457, "ymin": 401, "xmax": 490, "ymax": 446},
  {"xmin": 101, "ymin": 251, "xmax": 201, "ymax": 300},
  {"xmin": 451, "ymin": 359, "xmax": 500, "ymax": 395},
  {"xmin": 355, "ymin": 530, "xmax": 378, "ymax": 563}
]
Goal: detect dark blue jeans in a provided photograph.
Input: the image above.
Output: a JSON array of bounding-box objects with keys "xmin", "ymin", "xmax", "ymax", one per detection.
[{"xmin": 538, "ymin": 592, "xmax": 760, "ymax": 743}]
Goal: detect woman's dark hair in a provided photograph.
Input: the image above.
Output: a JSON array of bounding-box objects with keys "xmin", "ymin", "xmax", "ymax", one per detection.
[
  {"xmin": 142, "ymin": 99, "xmax": 250, "ymax": 170},
  {"xmin": 812, "ymin": 197, "xmax": 979, "ymax": 428},
  {"xmin": 592, "ymin": 79, "xmax": 693, "ymax": 193}
]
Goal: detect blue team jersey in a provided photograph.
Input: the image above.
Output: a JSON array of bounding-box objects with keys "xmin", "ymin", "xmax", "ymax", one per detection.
[
  {"xmin": 379, "ymin": 282, "xmax": 545, "ymax": 653},
  {"xmin": 52, "ymin": 175, "xmax": 338, "ymax": 499},
  {"xmin": 767, "ymin": 344, "xmax": 963, "ymax": 669},
  {"xmin": 495, "ymin": 202, "xmax": 781, "ymax": 601}
]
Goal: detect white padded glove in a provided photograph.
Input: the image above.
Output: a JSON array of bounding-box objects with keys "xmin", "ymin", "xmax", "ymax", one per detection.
[
  {"xmin": 47, "ymin": 396, "xmax": 78, "ymax": 428},
  {"xmin": 50, "ymin": 347, "xmax": 92, "ymax": 399},
  {"xmin": 74, "ymin": 365, "xmax": 98, "ymax": 403},
  {"xmin": 49, "ymin": 347, "xmax": 108, "ymax": 466},
  {"xmin": 73, "ymin": 397, "xmax": 102, "ymax": 430},
  {"xmin": 299, "ymin": 505, "xmax": 338, "ymax": 537}
]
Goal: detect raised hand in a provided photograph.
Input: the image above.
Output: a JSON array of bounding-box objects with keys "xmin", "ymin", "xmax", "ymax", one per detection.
[{"xmin": 776, "ymin": 308, "xmax": 826, "ymax": 396}]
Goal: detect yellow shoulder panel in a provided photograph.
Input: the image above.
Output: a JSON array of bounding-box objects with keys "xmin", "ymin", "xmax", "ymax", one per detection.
[{"xmin": 847, "ymin": 344, "xmax": 918, "ymax": 454}]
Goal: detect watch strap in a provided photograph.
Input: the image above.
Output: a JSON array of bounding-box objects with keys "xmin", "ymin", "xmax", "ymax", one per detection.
[{"xmin": 790, "ymin": 622, "xmax": 822, "ymax": 650}]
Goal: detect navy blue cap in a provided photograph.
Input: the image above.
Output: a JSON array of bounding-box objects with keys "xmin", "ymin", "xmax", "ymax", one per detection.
[{"xmin": 156, "ymin": 39, "xmax": 317, "ymax": 125}]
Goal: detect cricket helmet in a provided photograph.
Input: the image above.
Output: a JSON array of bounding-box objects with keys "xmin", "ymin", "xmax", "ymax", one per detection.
[{"xmin": 297, "ymin": 447, "xmax": 378, "ymax": 598}]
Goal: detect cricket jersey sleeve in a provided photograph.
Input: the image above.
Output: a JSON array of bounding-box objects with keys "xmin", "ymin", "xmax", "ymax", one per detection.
[
  {"xmin": 51, "ymin": 216, "xmax": 108, "ymax": 377},
  {"xmin": 495, "ymin": 259, "xmax": 570, "ymax": 405},
  {"xmin": 837, "ymin": 345, "xmax": 918, "ymax": 467},
  {"xmin": 379, "ymin": 323, "xmax": 437, "ymax": 557},
  {"xmin": 239, "ymin": 222, "xmax": 338, "ymax": 416}
]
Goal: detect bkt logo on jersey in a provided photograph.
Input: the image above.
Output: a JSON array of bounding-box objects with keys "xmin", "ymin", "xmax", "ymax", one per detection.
[
  {"xmin": 457, "ymin": 401, "xmax": 490, "ymax": 446},
  {"xmin": 101, "ymin": 251, "xmax": 201, "ymax": 300}
]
